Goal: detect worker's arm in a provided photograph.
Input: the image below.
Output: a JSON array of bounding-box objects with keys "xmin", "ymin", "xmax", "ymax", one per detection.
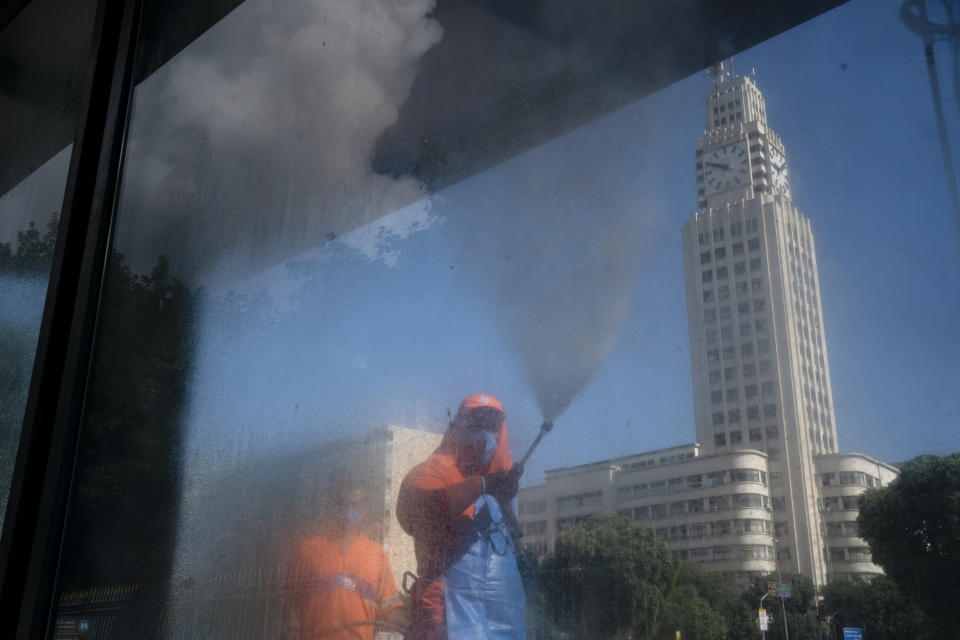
[{"xmin": 397, "ymin": 464, "xmax": 523, "ymax": 531}]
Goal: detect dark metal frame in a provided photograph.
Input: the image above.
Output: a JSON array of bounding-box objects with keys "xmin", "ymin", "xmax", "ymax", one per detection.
[{"xmin": 0, "ymin": 1, "xmax": 142, "ymax": 637}]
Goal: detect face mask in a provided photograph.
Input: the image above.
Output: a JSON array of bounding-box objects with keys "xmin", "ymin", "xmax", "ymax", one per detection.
[
  {"xmin": 346, "ymin": 506, "xmax": 362, "ymax": 526},
  {"xmin": 465, "ymin": 429, "xmax": 498, "ymax": 467}
]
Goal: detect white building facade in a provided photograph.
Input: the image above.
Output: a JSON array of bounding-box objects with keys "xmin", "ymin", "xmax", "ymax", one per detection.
[{"xmin": 517, "ymin": 63, "xmax": 898, "ymax": 588}]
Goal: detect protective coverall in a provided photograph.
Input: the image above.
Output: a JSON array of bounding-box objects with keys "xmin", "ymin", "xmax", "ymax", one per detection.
[{"xmin": 397, "ymin": 394, "xmax": 525, "ymax": 640}]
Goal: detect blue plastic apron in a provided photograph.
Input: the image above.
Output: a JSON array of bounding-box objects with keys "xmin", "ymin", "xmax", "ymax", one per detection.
[{"xmin": 442, "ymin": 494, "xmax": 526, "ymax": 640}]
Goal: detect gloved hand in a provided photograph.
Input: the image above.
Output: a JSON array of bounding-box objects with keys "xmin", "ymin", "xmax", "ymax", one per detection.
[{"xmin": 483, "ymin": 463, "xmax": 523, "ymax": 502}]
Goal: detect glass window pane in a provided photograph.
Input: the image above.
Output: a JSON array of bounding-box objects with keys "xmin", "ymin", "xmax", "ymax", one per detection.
[{"xmin": 0, "ymin": 0, "xmax": 98, "ymax": 530}]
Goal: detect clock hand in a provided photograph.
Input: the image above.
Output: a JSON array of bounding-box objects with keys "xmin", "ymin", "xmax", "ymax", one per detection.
[{"xmin": 705, "ymin": 161, "xmax": 730, "ymax": 170}]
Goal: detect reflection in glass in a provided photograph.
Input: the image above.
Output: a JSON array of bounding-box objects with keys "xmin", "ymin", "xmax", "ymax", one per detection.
[{"xmin": 0, "ymin": 0, "xmax": 98, "ymax": 529}]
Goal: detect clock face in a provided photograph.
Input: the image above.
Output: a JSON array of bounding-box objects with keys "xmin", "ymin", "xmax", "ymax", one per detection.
[
  {"xmin": 703, "ymin": 142, "xmax": 750, "ymax": 196},
  {"xmin": 769, "ymin": 148, "xmax": 789, "ymax": 194}
]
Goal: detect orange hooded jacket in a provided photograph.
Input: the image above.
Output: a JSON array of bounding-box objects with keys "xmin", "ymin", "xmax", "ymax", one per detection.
[{"xmin": 396, "ymin": 394, "xmax": 515, "ymax": 639}]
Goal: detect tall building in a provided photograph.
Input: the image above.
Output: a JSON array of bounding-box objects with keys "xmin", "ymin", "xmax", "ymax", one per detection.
[
  {"xmin": 682, "ymin": 62, "xmax": 838, "ymax": 583},
  {"xmin": 518, "ymin": 62, "xmax": 899, "ymax": 588}
]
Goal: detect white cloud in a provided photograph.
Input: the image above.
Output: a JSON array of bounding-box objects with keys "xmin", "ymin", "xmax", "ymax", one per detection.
[{"xmin": 113, "ymin": 0, "xmax": 443, "ymax": 282}]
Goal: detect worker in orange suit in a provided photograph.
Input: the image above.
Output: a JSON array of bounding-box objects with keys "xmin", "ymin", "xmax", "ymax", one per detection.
[
  {"xmin": 287, "ymin": 483, "xmax": 405, "ymax": 640},
  {"xmin": 397, "ymin": 393, "xmax": 525, "ymax": 640}
]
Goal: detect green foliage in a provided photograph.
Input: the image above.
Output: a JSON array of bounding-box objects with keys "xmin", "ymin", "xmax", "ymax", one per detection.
[
  {"xmin": 657, "ymin": 563, "xmax": 753, "ymax": 640},
  {"xmin": 0, "ymin": 213, "xmax": 59, "ymax": 275},
  {"xmin": 59, "ymin": 250, "xmax": 197, "ymax": 590},
  {"xmin": 534, "ymin": 516, "xmax": 751, "ymax": 640},
  {"xmin": 540, "ymin": 515, "xmax": 675, "ymax": 639},
  {"xmin": 858, "ymin": 453, "xmax": 960, "ymax": 637},
  {"xmin": 820, "ymin": 575, "xmax": 933, "ymax": 640},
  {"xmin": 740, "ymin": 573, "xmax": 820, "ymax": 640}
]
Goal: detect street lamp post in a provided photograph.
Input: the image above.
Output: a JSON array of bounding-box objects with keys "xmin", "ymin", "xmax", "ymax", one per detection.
[{"xmin": 773, "ymin": 537, "xmax": 790, "ymax": 640}]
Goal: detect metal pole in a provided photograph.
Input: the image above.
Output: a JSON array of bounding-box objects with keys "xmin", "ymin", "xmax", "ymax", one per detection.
[{"xmin": 773, "ymin": 538, "xmax": 790, "ymax": 640}]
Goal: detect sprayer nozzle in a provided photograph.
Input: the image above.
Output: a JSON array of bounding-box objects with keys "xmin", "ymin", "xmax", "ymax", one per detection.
[{"xmin": 542, "ymin": 421, "xmax": 554, "ymax": 432}]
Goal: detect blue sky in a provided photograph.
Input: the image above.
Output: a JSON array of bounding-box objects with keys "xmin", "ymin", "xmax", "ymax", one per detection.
[{"xmin": 176, "ymin": 0, "xmax": 960, "ymax": 487}]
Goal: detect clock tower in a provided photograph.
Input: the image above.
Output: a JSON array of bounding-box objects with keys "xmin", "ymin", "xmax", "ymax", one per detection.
[
  {"xmin": 696, "ymin": 62, "xmax": 791, "ymax": 210},
  {"xmin": 682, "ymin": 61, "xmax": 837, "ymax": 586}
]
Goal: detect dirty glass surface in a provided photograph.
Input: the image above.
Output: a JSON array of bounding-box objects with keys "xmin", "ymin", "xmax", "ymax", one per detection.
[
  {"xmin": 0, "ymin": 0, "xmax": 98, "ymax": 531},
  {"xmin": 50, "ymin": 0, "xmax": 959, "ymax": 638}
]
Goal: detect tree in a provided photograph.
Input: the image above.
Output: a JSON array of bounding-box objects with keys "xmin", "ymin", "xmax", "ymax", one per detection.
[
  {"xmin": 858, "ymin": 453, "xmax": 960, "ymax": 637},
  {"xmin": 657, "ymin": 563, "xmax": 753, "ymax": 640},
  {"xmin": 540, "ymin": 515, "xmax": 675, "ymax": 639},
  {"xmin": 741, "ymin": 573, "xmax": 820, "ymax": 640},
  {"xmin": 820, "ymin": 575, "xmax": 933, "ymax": 640}
]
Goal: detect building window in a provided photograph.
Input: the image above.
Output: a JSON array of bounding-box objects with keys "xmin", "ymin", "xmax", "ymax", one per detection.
[
  {"xmin": 821, "ymin": 472, "xmax": 836, "ymax": 487},
  {"xmin": 763, "ymin": 403, "xmax": 777, "ymax": 417},
  {"xmin": 718, "ymin": 285, "xmax": 730, "ymax": 300},
  {"xmin": 742, "ymin": 362, "xmax": 756, "ymax": 377},
  {"xmin": 650, "ymin": 481, "xmax": 667, "ymax": 495},
  {"xmin": 711, "ymin": 390, "xmax": 723, "ymax": 404},
  {"xmin": 741, "ymin": 343, "xmax": 754, "ymax": 358},
  {"xmin": 842, "ymin": 496, "xmax": 860, "ymax": 511},
  {"xmin": 830, "ymin": 548, "xmax": 846, "ymax": 561},
  {"xmin": 707, "ymin": 471, "xmax": 727, "ymax": 486},
  {"xmin": 737, "ymin": 301, "xmax": 750, "ymax": 315},
  {"xmin": 724, "ymin": 366, "xmax": 737, "ymax": 381},
  {"xmin": 748, "ymin": 238, "xmax": 761, "ymax": 252},
  {"xmin": 761, "ymin": 381, "xmax": 774, "ymax": 395},
  {"xmin": 709, "ymin": 369, "xmax": 721, "ymax": 384},
  {"xmin": 736, "ymin": 281, "xmax": 748, "ymax": 296},
  {"xmin": 756, "ymin": 338, "xmax": 770, "ymax": 355},
  {"xmin": 715, "ymin": 247, "xmax": 726, "ymax": 260},
  {"xmin": 728, "ymin": 409, "xmax": 741, "ymax": 423},
  {"xmin": 687, "ymin": 475, "xmax": 703, "ymax": 489},
  {"xmin": 765, "ymin": 425, "xmax": 779, "ymax": 439},
  {"xmin": 700, "ymin": 250, "xmax": 712, "ymax": 264},
  {"xmin": 749, "ymin": 427, "xmax": 763, "ymax": 442},
  {"xmin": 733, "ymin": 241, "xmax": 744, "ymax": 254},
  {"xmin": 705, "ymin": 309, "xmax": 716, "ymax": 323},
  {"xmin": 707, "ymin": 348, "xmax": 719, "ymax": 362},
  {"xmin": 745, "ymin": 384, "xmax": 758, "ymax": 398},
  {"xmin": 848, "ymin": 547, "xmax": 872, "ymax": 562},
  {"xmin": 740, "ymin": 322, "xmax": 753, "ymax": 338},
  {"xmin": 746, "ymin": 218, "xmax": 759, "ymax": 233},
  {"xmin": 713, "ymin": 226, "xmax": 725, "ymax": 242},
  {"xmin": 717, "ymin": 266, "xmax": 728, "ymax": 280},
  {"xmin": 839, "ymin": 471, "xmax": 867, "ymax": 486},
  {"xmin": 702, "ymin": 269, "xmax": 713, "ymax": 284},
  {"xmin": 734, "ymin": 261, "xmax": 746, "ymax": 275},
  {"xmin": 726, "ymin": 388, "xmax": 739, "ymax": 402},
  {"xmin": 720, "ymin": 305, "xmax": 731, "ymax": 320},
  {"xmin": 705, "ymin": 328, "xmax": 717, "ymax": 343},
  {"xmin": 525, "ymin": 520, "xmax": 547, "ymax": 536},
  {"xmin": 755, "ymin": 318, "xmax": 768, "ymax": 332},
  {"xmin": 703, "ymin": 289, "xmax": 714, "ymax": 303},
  {"xmin": 759, "ymin": 359, "xmax": 772, "ymax": 374},
  {"xmin": 721, "ymin": 325, "xmax": 733, "ymax": 340},
  {"xmin": 651, "ymin": 504, "xmax": 668, "ymax": 518},
  {"xmin": 633, "ymin": 506, "xmax": 650, "ymax": 521},
  {"xmin": 688, "ymin": 499, "xmax": 705, "ymax": 513},
  {"xmin": 723, "ymin": 345, "xmax": 735, "ymax": 360},
  {"xmin": 730, "ymin": 430, "xmax": 743, "ymax": 444},
  {"xmin": 734, "ymin": 493, "xmax": 768, "ymax": 509},
  {"xmin": 749, "ymin": 257, "xmax": 762, "ymax": 270},
  {"xmin": 520, "ymin": 500, "xmax": 547, "ymax": 515},
  {"xmin": 557, "ymin": 491, "xmax": 604, "ymax": 510},
  {"xmin": 747, "ymin": 405, "xmax": 760, "ymax": 419},
  {"xmin": 709, "ymin": 496, "xmax": 730, "ymax": 511},
  {"xmin": 668, "ymin": 478, "xmax": 685, "ymax": 492},
  {"xmin": 670, "ymin": 501, "xmax": 686, "ymax": 515},
  {"xmin": 715, "ymin": 433, "xmax": 727, "ymax": 447},
  {"xmin": 751, "ymin": 276, "xmax": 763, "ymax": 291},
  {"xmin": 730, "ymin": 469, "xmax": 761, "ymax": 483},
  {"xmin": 699, "ymin": 231, "xmax": 709, "ymax": 245},
  {"xmin": 771, "ymin": 496, "xmax": 786, "ymax": 511},
  {"xmin": 753, "ymin": 298, "xmax": 765, "ymax": 312}
]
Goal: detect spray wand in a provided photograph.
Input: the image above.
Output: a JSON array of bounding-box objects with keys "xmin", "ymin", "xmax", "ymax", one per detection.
[{"xmin": 518, "ymin": 420, "xmax": 554, "ymax": 468}]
